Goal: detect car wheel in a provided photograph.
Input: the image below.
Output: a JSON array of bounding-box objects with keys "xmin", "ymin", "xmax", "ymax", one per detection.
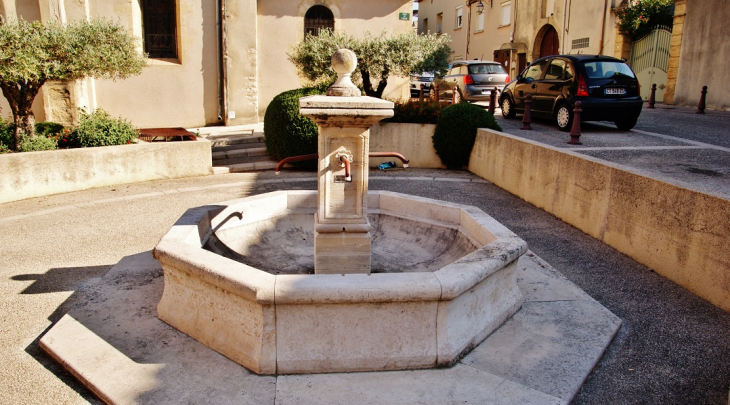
[
  {"xmin": 501, "ymin": 96, "xmax": 516, "ymax": 119},
  {"xmin": 555, "ymin": 104, "xmax": 573, "ymax": 132},
  {"xmin": 614, "ymin": 116, "xmax": 638, "ymax": 131}
]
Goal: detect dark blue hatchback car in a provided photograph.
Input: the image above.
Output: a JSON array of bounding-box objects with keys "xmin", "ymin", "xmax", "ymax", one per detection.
[{"xmin": 499, "ymin": 55, "xmax": 643, "ymax": 131}]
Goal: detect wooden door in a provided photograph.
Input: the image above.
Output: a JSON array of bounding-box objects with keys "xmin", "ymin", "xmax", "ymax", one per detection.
[{"xmin": 540, "ymin": 26, "xmax": 559, "ymax": 58}]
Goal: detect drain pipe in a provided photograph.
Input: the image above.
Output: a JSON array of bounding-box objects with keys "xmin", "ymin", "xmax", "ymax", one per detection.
[
  {"xmin": 369, "ymin": 152, "xmax": 410, "ymax": 168},
  {"xmin": 275, "ymin": 152, "xmax": 410, "ymax": 174},
  {"xmin": 218, "ymin": 0, "xmax": 229, "ymax": 124},
  {"xmin": 216, "ymin": 0, "xmax": 222, "ymax": 121},
  {"xmin": 599, "ymin": 0, "xmax": 608, "ymax": 55},
  {"xmin": 275, "ymin": 153, "xmax": 319, "ymax": 173}
]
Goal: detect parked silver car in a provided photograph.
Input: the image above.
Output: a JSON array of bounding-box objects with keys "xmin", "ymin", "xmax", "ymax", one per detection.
[
  {"xmin": 410, "ymin": 72, "xmax": 435, "ymax": 98},
  {"xmin": 433, "ymin": 61, "xmax": 509, "ymax": 103}
]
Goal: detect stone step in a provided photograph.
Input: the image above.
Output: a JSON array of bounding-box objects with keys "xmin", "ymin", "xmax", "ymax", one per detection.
[
  {"xmin": 214, "ymin": 160, "xmax": 279, "ymax": 174},
  {"xmin": 208, "ymin": 134, "xmax": 265, "ymax": 148},
  {"xmin": 213, "ymin": 154, "xmax": 277, "ymax": 167},
  {"xmin": 212, "ymin": 146, "xmax": 269, "ymax": 160},
  {"xmin": 211, "ymin": 141, "xmax": 266, "ymax": 154}
]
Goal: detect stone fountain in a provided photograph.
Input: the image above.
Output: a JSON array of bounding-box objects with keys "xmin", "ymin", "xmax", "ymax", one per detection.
[
  {"xmin": 151, "ymin": 50, "xmax": 527, "ymax": 375},
  {"xmin": 36, "ymin": 50, "xmax": 622, "ymax": 404}
]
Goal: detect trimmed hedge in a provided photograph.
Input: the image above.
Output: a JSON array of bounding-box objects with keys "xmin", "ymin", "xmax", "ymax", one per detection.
[
  {"xmin": 382, "ymin": 99, "xmax": 447, "ymax": 125},
  {"xmin": 432, "ymin": 102, "xmax": 502, "ymax": 169},
  {"xmin": 264, "ymin": 86, "xmax": 327, "ymax": 169}
]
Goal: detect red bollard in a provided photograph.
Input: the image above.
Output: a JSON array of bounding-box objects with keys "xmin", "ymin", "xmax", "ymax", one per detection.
[
  {"xmin": 419, "ymin": 83, "xmax": 424, "ymax": 101},
  {"xmin": 521, "ymin": 94, "xmax": 532, "ymax": 130},
  {"xmin": 696, "ymin": 85, "xmax": 707, "ymax": 114},
  {"xmin": 489, "ymin": 89, "xmax": 496, "ymax": 115},
  {"xmin": 567, "ymin": 101, "xmax": 583, "ymax": 145},
  {"xmin": 648, "ymin": 84, "xmax": 656, "ymax": 109}
]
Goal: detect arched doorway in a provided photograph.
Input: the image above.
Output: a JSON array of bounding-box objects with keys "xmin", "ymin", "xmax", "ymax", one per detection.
[
  {"xmin": 304, "ymin": 5, "xmax": 334, "ymax": 36},
  {"xmin": 539, "ymin": 25, "xmax": 559, "ymax": 57}
]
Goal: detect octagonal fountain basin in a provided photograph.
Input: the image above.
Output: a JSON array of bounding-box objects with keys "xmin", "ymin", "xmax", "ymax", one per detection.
[{"xmin": 152, "ymin": 190, "xmax": 527, "ymax": 375}]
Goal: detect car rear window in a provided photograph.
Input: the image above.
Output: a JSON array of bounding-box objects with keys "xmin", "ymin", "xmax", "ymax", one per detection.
[
  {"xmin": 468, "ymin": 64, "xmax": 506, "ymax": 74},
  {"xmin": 582, "ymin": 61, "xmax": 636, "ymax": 79}
]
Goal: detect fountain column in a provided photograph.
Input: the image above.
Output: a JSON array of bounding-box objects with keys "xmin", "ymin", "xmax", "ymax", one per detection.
[{"xmin": 299, "ymin": 49, "xmax": 393, "ymax": 274}]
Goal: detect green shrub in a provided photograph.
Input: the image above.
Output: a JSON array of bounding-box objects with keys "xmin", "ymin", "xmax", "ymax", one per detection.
[
  {"xmin": 18, "ymin": 133, "xmax": 57, "ymax": 152},
  {"xmin": 35, "ymin": 121, "xmax": 65, "ymax": 138},
  {"xmin": 0, "ymin": 117, "xmax": 13, "ymax": 153},
  {"xmin": 0, "ymin": 119, "xmax": 63, "ymax": 152},
  {"xmin": 263, "ymin": 86, "xmax": 327, "ymax": 169},
  {"xmin": 69, "ymin": 108, "xmax": 138, "ymax": 147},
  {"xmin": 382, "ymin": 99, "xmax": 447, "ymax": 124},
  {"xmin": 432, "ymin": 103, "xmax": 502, "ymax": 169}
]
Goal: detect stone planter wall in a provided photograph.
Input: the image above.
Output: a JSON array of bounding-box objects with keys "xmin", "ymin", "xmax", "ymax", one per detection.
[
  {"xmin": 0, "ymin": 140, "xmax": 212, "ymax": 204},
  {"xmin": 469, "ymin": 129, "xmax": 730, "ymax": 313},
  {"xmin": 369, "ymin": 123, "xmax": 444, "ymax": 169}
]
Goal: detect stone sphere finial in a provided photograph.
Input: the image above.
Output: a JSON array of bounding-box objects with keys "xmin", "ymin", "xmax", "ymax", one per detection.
[{"xmin": 327, "ymin": 49, "xmax": 361, "ymax": 97}]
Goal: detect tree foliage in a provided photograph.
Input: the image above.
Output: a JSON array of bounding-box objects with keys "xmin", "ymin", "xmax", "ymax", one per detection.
[
  {"xmin": 616, "ymin": 0, "xmax": 674, "ymax": 41},
  {"xmin": 0, "ymin": 18, "xmax": 146, "ymax": 150},
  {"xmin": 289, "ymin": 30, "xmax": 451, "ymax": 99}
]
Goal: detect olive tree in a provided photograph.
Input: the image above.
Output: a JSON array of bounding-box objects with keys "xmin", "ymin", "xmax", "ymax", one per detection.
[
  {"xmin": 289, "ymin": 30, "xmax": 451, "ymax": 99},
  {"xmin": 0, "ymin": 19, "xmax": 146, "ymax": 151}
]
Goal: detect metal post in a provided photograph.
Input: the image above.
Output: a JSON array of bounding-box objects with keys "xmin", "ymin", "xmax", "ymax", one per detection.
[
  {"xmin": 648, "ymin": 84, "xmax": 656, "ymax": 109},
  {"xmin": 520, "ymin": 94, "xmax": 532, "ymax": 130},
  {"xmin": 489, "ymin": 89, "xmax": 496, "ymax": 115},
  {"xmin": 696, "ymin": 86, "xmax": 707, "ymax": 114},
  {"xmin": 567, "ymin": 101, "xmax": 583, "ymax": 145}
]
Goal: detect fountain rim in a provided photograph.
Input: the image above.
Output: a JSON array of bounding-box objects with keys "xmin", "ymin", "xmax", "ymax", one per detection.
[{"xmin": 153, "ymin": 190, "xmax": 528, "ymax": 306}]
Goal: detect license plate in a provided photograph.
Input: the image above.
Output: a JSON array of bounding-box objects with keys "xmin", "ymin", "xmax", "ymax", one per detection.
[
  {"xmin": 605, "ymin": 88, "xmax": 626, "ymax": 95},
  {"xmin": 481, "ymin": 90, "xmax": 491, "ymax": 95}
]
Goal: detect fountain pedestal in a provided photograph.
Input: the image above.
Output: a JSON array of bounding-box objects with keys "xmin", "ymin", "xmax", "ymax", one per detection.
[{"xmin": 300, "ymin": 95, "xmax": 393, "ymax": 274}]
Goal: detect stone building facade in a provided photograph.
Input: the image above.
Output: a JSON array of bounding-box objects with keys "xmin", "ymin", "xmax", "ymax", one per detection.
[
  {"xmin": 418, "ymin": 0, "xmax": 729, "ymax": 110},
  {"xmin": 0, "ymin": 0, "xmax": 413, "ymax": 128},
  {"xmin": 417, "ymin": 0, "xmax": 619, "ymax": 81}
]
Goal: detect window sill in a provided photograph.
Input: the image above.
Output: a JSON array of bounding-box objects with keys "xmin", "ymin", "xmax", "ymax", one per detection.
[
  {"xmin": 146, "ymin": 58, "xmax": 182, "ymax": 66},
  {"xmin": 454, "ymin": 26, "xmax": 463, "ymax": 30},
  {"xmin": 474, "ymin": 29, "xmax": 484, "ymax": 34}
]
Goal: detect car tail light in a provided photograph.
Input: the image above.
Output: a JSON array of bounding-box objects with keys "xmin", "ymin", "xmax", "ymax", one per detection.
[
  {"xmin": 505, "ymin": 75, "xmax": 510, "ymax": 83},
  {"xmin": 464, "ymin": 75, "xmax": 474, "ymax": 85},
  {"xmin": 577, "ymin": 74, "xmax": 589, "ymax": 97}
]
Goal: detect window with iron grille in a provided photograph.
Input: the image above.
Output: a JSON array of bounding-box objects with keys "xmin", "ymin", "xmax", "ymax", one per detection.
[
  {"xmin": 305, "ymin": 5, "xmax": 334, "ymax": 36},
  {"xmin": 572, "ymin": 37, "xmax": 590, "ymax": 50},
  {"xmin": 142, "ymin": 0, "xmax": 178, "ymax": 59}
]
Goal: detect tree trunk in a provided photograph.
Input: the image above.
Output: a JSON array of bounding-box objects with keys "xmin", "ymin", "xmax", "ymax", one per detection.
[
  {"xmin": 1, "ymin": 80, "xmax": 42, "ymax": 151},
  {"xmin": 360, "ymin": 67, "xmax": 390, "ymax": 99},
  {"xmin": 361, "ymin": 69, "xmax": 377, "ymax": 97}
]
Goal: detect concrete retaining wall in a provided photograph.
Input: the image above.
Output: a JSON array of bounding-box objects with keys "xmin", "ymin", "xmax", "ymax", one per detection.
[
  {"xmin": 0, "ymin": 140, "xmax": 213, "ymax": 204},
  {"xmin": 468, "ymin": 129, "xmax": 730, "ymax": 312},
  {"xmin": 370, "ymin": 123, "xmax": 444, "ymax": 169}
]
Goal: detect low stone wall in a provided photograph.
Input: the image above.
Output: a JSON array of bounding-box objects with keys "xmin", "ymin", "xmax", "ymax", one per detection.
[
  {"xmin": 369, "ymin": 123, "xmax": 444, "ymax": 169},
  {"xmin": 468, "ymin": 129, "xmax": 730, "ymax": 312},
  {"xmin": 0, "ymin": 140, "xmax": 213, "ymax": 204}
]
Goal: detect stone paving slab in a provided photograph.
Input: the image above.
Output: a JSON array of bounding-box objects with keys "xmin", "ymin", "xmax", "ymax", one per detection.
[
  {"xmin": 39, "ymin": 247, "xmax": 620, "ymax": 404},
  {"xmin": 275, "ymin": 365, "xmax": 565, "ymax": 405}
]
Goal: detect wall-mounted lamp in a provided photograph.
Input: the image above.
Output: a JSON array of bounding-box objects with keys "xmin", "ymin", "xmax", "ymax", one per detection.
[{"xmin": 477, "ymin": 1, "xmax": 485, "ymax": 14}]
